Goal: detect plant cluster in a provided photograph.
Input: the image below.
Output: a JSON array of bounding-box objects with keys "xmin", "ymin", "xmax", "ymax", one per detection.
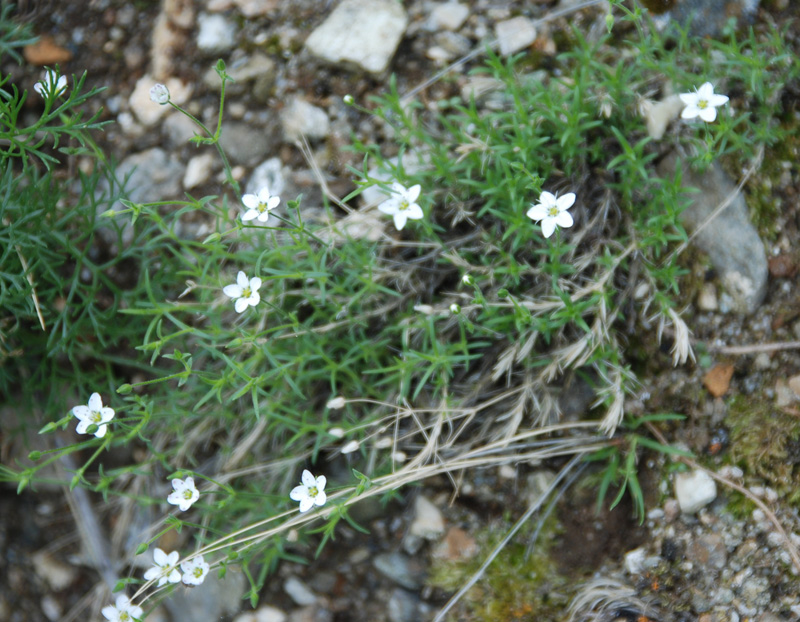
[{"xmin": 1, "ymin": 2, "xmax": 798, "ymax": 619}]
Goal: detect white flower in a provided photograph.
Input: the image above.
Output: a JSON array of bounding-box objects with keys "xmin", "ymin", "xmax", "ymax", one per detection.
[
  {"xmin": 71, "ymin": 393, "xmax": 115, "ymax": 438},
  {"xmin": 461, "ymin": 274, "xmax": 474, "ymax": 286},
  {"xmin": 33, "ymin": 70, "xmax": 67, "ymax": 99},
  {"xmin": 679, "ymin": 82, "xmax": 729, "ymax": 122},
  {"xmin": 101, "ymin": 594, "xmax": 143, "ymax": 622},
  {"xmin": 180, "ymin": 555, "xmax": 210, "ymax": 586},
  {"xmin": 149, "ymin": 83, "xmax": 170, "ymax": 105},
  {"xmin": 144, "ymin": 548, "xmax": 181, "ymax": 587},
  {"xmin": 526, "ymin": 191, "xmax": 576, "ymax": 238},
  {"xmin": 241, "ymin": 187, "xmax": 280, "ymax": 223},
  {"xmin": 223, "ymin": 271, "xmax": 262, "ymax": 313},
  {"xmin": 377, "ymin": 182, "xmax": 424, "ymax": 231},
  {"xmin": 449, "ymin": 303, "xmax": 461, "ymax": 314},
  {"xmin": 289, "ymin": 469, "xmax": 327, "ymax": 513},
  {"xmin": 167, "ymin": 477, "xmax": 199, "ymax": 512}
]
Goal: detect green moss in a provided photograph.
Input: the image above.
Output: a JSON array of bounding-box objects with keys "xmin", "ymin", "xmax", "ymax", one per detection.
[
  {"xmin": 428, "ymin": 515, "xmax": 567, "ymax": 621},
  {"xmin": 727, "ymin": 394, "xmax": 800, "ymax": 507}
]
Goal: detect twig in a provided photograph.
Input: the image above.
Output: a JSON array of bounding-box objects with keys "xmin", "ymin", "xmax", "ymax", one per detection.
[
  {"xmin": 707, "ymin": 340, "xmax": 800, "ymax": 355},
  {"xmin": 645, "ymin": 421, "xmax": 800, "ymax": 573}
]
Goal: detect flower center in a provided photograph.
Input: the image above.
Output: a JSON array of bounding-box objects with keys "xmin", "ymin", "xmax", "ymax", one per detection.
[
  {"xmin": 398, "ymin": 199, "xmax": 409, "ymax": 211},
  {"xmin": 90, "ymin": 410, "xmax": 102, "ymax": 423},
  {"xmin": 257, "ymin": 201, "xmax": 268, "ymax": 213},
  {"xmin": 698, "ymin": 99, "xmax": 708, "ymax": 109},
  {"xmin": 242, "ymin": 287, "xmax": 252, "ymax": 298},
  {"xmin": 547, "ymin": 206, "xmax": 559, "ymax": 217},
  {"xmin": 193, "ymin": 567, "xmax": 204, "ymax": 578},
  {"xmin": 308, "ymin": 485, "xmax": 319, "ymax": 498},
  {"xmin": 183, "ymin": 489, "xmax": 194, "ymax": 500},
  {"xmin": 119, "ymin": 613, "xmax": 130, "ymax": 622}
]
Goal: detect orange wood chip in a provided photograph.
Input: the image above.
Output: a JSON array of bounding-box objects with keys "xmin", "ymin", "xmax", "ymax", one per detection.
[
  {"xmin": 24, "ymin": 35, "xmax": 72, "ymax": 66},
  {"xmin": 703, "ymin": 363, "xmax": 734, "ymax": 397}
]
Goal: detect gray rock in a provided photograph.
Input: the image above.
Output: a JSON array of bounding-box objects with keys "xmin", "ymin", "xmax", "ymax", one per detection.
[
  {"xmin": 495, "ymin": 16, "xmax": 537, "ymax": 56},
  {"xmin": 387, "ymin": 589, "xmax": 419, "ymax": 622},
  {"xmin": 429, "ymin": 2, "xmax": 470, "ymax": 31},
  {"xmin": 203, "ymin": 53, "xmax": 277, "ymax": 98},
  {"xmin": 163, "ymin": 113, "xmax": 200, "ymax": 147},
  {"xmin": 305, "ymin": 0, "xmax": 409, "ymax": 75},
  {"xmin": 687, "ymin": 533, "xmax": 727, "ymax": 570},
  {"xmin": 674, "ymin": 469, "xmax": 717, "ymax": 514},
  {"xmin": 183, "ymin": 153, "xmax": 215, "ymax": 190},
  {"xmin": 652, "ymin": 0, "xmax": 760, "ymax": 38},
  {"xmin": 218, "ymin": 122, "xmax": 273, "ymax": 166},
  {"xmin": 165, "ymin": 569, "xmax": 245, "ymax": 622},
  {"xmin": 373, "ymin": 552, "xmax": 425, "ymax": 590},
  {"xmin": 197, "ymin": 12, "xmax": 237, "ymax": 54},
  {"xmin": 101, "ymin": 148, "xmax": 186, "ymax": 246},
  {"xmin": 658, "ymin": 152, "xmax": 767, "ymax": 314},
  {"xmin": 281, "ymin": 98, "xmax": 330, "ymax": 143}
]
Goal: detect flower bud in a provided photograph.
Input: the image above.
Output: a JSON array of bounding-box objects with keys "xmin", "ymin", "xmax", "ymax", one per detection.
[
  {"xmin": 450, "ymin": 303, "xmax": 461, "ymax": 314},
  {"xmin": 149, "ymin": 83, "xmax": 170, "ymax": 105},
  {"xmin": 343, "ymin": 94, "xmax": 354, "ymax": 105},
  {"xmin": 461, "ymin": 274, "xmax": 474, "ymax": 286}
]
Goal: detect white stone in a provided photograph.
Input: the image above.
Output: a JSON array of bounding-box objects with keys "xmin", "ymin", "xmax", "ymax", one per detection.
[
  {"xmin": 183, "ymin": 153, "xmax": 215, "ymax": 189},
  {"xmin": 409, "ymin": 495, "xmax": 446, "ymax": 540},
  {"xmin": 232, "ymin": 605, "xmax": 287, "ymax": 622},
  {"xmin": 624, "ymin": 547, "xmax": 647, "ymax": 574},
  {"xmin": 674, "ymin": 470, "xmax": 717, "ymax": 514},
  {"xmin": 197, "ymin": 12, "xmax": 237, "ymax": 54},
  {"xmin": 430, "ymin": 2, "xmax": 469, "ymax": 31},
  {"xmin": 281, "ymin": 97, "xmax": 330, "ymax": 142},
  {"xmin": 495, "ymin": 16, "xmax": 537, "ymax": 56},
  {"xmin": 643, "ymin": 94, "xmax": 684, "ymax": 139},
  {"xmin": 697, "ymin": 283, "xmax": 718, "ymax": 311},
  {"xmin": 305, "ymin": 0, "xmax": 409, "ymax": 75},
  {"xmin": 283, "ymin": 576, "xmax": 317, "ymax": 606}
]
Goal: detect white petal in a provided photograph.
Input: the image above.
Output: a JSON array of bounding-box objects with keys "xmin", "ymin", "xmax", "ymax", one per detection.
[
  {"xmin": 679, "ymin": 92, "xmax": 696, "ymax": 106},
  {"xmin": 242, "ymin": 194, "xmax": 258, "ymax": 209},
  {"xmin": 393, "ymin": 211, "xmax": 408, "ymax": 230},
  {"xmin": 101, "ymin": 605, "xmax": 117, "ymax": 621},
  {"xmin": 153, "ymin": 548, "xmax": 168, "ymax": 565},
  {"xmin": 680, "ymin": 105, "xmax": 700, "ymax": 119},
  {"xmin": 301, "ymin": 470, "xmax": 316, "ymax": 487},
  {"xmin": 267, "ymin": 196, "xmax": 280, "ymax": 210},
  {"xmin": 697, "ymin": 82, "xmax": 715, "ymax": 99},
  {"xmin": 699, "ymin": 106, "xmax": 717, "ymax": 122},
  {"xmin": 94, "ymin": 424, "xmax": 108, "ymax": 438},
  {"xmin": 76, "ymin": 419, "xmax": 91, "ymax": 434},
  {"xmin": 236, "ymin": 271, "xmax": 249, "ymax": 288},
  {"xmin": 541, "ymin": 218, "xmax": 556, "ymax": 238},
  {"xmin": 290, "ymin": 485, "xmax": 308, "ymax": 501},
  {"xmin": 88, "ymin": 393, "xmax": 104, "ymax": 411},
  {"xmin": 249, "ymin": 277, "xmax": 262, "ymax": 291},
  {"xmin": 184, "ymin": 477, "xmax": 194, "ymax": 489},
  {"xmin": 527, "ymin": 204, "xmax": 547, "ymax": 220},
  {"xmin": 390, "ymin": 182, "xmax": 406, "ymax": 194},
  {"xmin": 115, "ymin": 595, "xmax": 130, "ymax": 609},
  {"xmin": 72, "ymin": 405, "xmax": 90, "ymax": 420},
  {"xmin": 405, "ymin": 204, "xmax": 424, "ymax": 220},
  {"xmin": 406, "ymin": 184, "xmax": 421, "ymax": 202},
  {"xmin": 555, "ymin": 210, "xmax": 574, "ymax": 229},
  {"xmin": 709, "ymin": 93, "xmax": 729, "ymax": 107},
  {"xmin": 298, "ymin": 497, "xmax": 314, "ymax": 512},
  {"xmin": 167, "ymin": 491, "xmax": 181, "ymax": 506},
  {"xmin": 257, "ymin": 210, "xmax": 271, "ymax": 222},
  {"xmin": 257, "ymin": 187, "xmax": 272, "ymax": 202},
  {"xmin": 314, "ymin": 490, "xmax": 327, "ymax": 507},
  {"xmin": 144, "ymin": 567, "xmax": 160, "ymax": 581},
  {"xmin": 315, "ymin": 475, "xmax": 327, "ymax": 492},
  {"xmin": 99, "ymin": 407, "xmax": 115, "ymax": 423},
  {"xmin": 556, "ymin": 193, "xmax": 576, "ymax": 210},
  {"xmin": 223, "ymin": 284, "xmax": 243, "ymax": 298},
  {"xmin": 539, "ymin": 191, "xmax": 557, "ymax": 206},
  {"xmin": 378, "ymin": 198, "xmax": 400, "ymax": 215},
  {"xmin": 234, "ymin": 298, "xmax": 248, "ymax": 313},
  {"xmin": 242, "ymin": 209, "xmax": 259, "ymax": 221},
  {"xmin": 167, "ymin": 568, "xmax": 182, "ymax": 583},
  {"xmin": 246, "ymin": 292, "xmax": 261, "ymax": 307}
]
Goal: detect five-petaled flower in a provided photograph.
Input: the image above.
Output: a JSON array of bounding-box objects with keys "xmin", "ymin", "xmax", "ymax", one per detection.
[
  {"xmin": 72, "ymin": 393, "xmax": 115, "ymax": 438},
  {"xmin": 241, "ymin": 187, "xmax": 280, "ymax": 223},
  {"xmin": 150, "ymin": 83, "xmax": 170, "ymax": 105},
  {"xmin": 180, "ymin": 555, "xmax": 210, "ymax": 586},
  {"xmin": 223, "ymin": 271, "xmax": 262, "ymax": 313},
  {"xmin": 144, "ymin": 548, "xmax": 181, "ymax": 587},
  {"xmin": 167, "ymin": 477, "xmax": 199, "ymax": 512},
  {"xmin": 33, "ymin": 70, "xmax": 68, "ymax": 99},
  {"xmin": 289, "ymin": 469, "xmax": 327, "ymax": 513},
  {"xmin": 102, "ymin": 594, "xmax": 143, "ymax": 622},
  {"xmin": 679, "ymin": 82, "xmax": 729, "ymax": 122},
  {"xmin": 378, "ymin": 182, "xmax": 424, "ymax": 231},
  {"xmin": 527, "ymin": 191, "xmax": 576, "ymax": 239}
]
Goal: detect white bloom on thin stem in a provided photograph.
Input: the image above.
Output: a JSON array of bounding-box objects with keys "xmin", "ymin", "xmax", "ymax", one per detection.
[
  {"xmin": 167, "ymin": 477, "xmax": 199, "ymax": 512},
  {"xmin": 241, "ymin": 187, "xmax": 280, "ymax": 223},
  {"xmin": 144, "ymin": 548, "xmax": 181, "ymax": 587},
  {"xmin": 527, "ymin": 191, "xmax": 576, "ymax": 238},
  {"xmin": 223, "ymin": 271, "xmax": 262, "ymax": 313},
  {"xmin": 149, "ymin": 83, "xmax": 170, "ymax": 105},
  {"xmin": 33, "ymin": 70, "xmax": 67, "ymax": 99},
  {"xmin": 378, "ymin": 182, "xmax": 423, "ymax": 231},
  {"xmin": 101, "ymin": 594, "xmax": 143, "ymax": 622},
  {"xmin": 679, "ymin": 82, "xmax": 729, "ymax": 122},
  {"xmin": 180, "ymin": 555, "xmax": 210, "ymax": 586},
  {"xmin": 71, "ymin": 393, "xmax": 115, "ymax": 438},
  {"xmin": 289, "ymin": 469, "xmax": 327, "ymax": 512}
]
